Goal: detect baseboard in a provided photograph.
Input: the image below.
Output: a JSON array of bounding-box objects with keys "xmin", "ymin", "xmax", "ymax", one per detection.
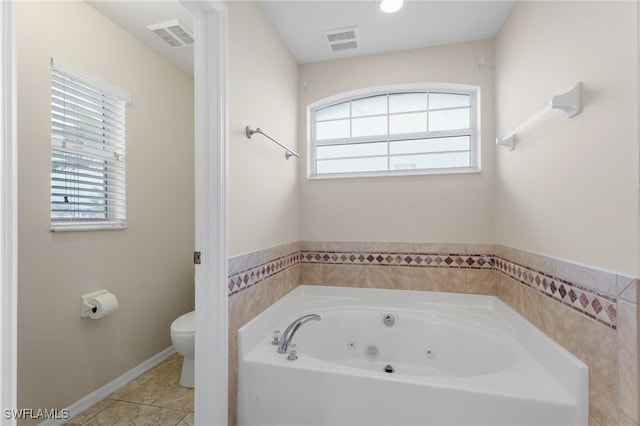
[{"xmin": 39, "ymin": 346, "xmax": 176, "ymax": 426}]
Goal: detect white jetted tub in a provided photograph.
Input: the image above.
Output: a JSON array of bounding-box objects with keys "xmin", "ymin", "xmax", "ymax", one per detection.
[{"xmin": 237, "ymin": 286, "xmax": 588, "ymax": 426}]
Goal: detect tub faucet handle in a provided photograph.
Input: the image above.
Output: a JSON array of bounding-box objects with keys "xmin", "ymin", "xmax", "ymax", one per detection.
[
  {"xmin": 271, "ymin": 330, "xmax": 281, "ymax": 345},
  {"xmin": 287, "ymin": 343, "xmax": 298, "ymax": 361}
]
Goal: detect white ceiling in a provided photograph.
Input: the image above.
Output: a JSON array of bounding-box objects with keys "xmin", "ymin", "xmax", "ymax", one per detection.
[
  {"xmin": 87, "ymin": 0, "xmax": 196, "ymax": 75},
  {"xmin": 89, "ymin": 0, "xmax": 515, "ymax": 74},
  {"xmin": 261, "ymin": 1, "xmax": 515, "ymax": 64}
]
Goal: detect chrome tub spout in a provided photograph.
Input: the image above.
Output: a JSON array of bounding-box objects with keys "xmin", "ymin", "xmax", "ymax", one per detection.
[{"xmin": 277, "ymin": 314, "xmax": 321, "ymax": 354}]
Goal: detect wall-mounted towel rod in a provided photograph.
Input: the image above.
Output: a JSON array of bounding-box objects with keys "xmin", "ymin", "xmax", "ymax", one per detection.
[
  {"xmin": 245, "ymin": 126, "xmax": 299, "ymax": 160},
  {"xmin": 496, "ymin": 82, "xmax": 582, "ymax": 151}
]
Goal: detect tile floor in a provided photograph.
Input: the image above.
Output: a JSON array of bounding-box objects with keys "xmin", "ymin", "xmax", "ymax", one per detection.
[{"xmin": 66, "ymin": 354, "xmax": 194, "ymax": 425}]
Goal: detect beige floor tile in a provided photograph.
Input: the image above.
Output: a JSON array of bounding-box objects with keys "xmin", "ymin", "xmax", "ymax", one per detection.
[
  {"xmin": 136, "ymin": 354, "xmax": 183, "ymax": 384},
  {"xmin": 108, "ymin": 378, "xmax": 141, "ymax": 400},
  {"xmin": 119, "ymin": 364, "xmax": 194, "ymax": 412},
  {"xmin": 65, "ymin": 399, "xmax": 117, "ymax": 425},
  {"xmin": 71, "ymin": 355, "xmax": 194, "ymax": 425},
  {"xmin": 177, "ymin": 412, "xmax": 194, "ymax": 426},
  {"xmin": 92, "ymin": 401, "xmax": 187, "ymax": 425}
]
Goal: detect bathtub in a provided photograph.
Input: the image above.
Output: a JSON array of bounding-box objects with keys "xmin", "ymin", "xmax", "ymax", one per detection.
[{"xmin": 237, "ymin": 286, "xmax": 588, "ymax": 426}]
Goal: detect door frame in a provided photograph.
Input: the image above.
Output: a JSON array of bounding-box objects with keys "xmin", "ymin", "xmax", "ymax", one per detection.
[
  {"xmin": 0, "ymin": 0, "xmax": 18, "ymax": 422},
  {"xmin": 182, "ymin": 1, "xmax": 229, "ymax": 424}
]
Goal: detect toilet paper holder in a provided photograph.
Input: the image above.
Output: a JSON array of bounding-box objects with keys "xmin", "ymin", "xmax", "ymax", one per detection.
[{"xmin": 80, "ymin": 290, "xmax": 108, "ymax": 318}]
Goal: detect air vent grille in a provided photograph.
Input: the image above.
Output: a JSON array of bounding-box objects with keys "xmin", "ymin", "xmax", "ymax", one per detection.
[
  {"xmin": 148, "ymin": 20, "xmax": 194, "ymax": 48},
  {"xmin": 322, "ymin": 26, "xmax": 360, "ymax": 53},
  {"xmin": 331, "ymin": 41, "xmax": 359, "ymax": 52},
  {"xmin": 326, "ymin": 31, "xmax": 356, "ymax": 43}
]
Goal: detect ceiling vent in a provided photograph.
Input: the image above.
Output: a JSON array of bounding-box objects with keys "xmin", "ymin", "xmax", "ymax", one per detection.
[
  {"xmin": 148, "ymin": 20, "xmax": 194, "ymax": 48},
  {"xmin": 322, "ymin": 26, "xmax": 361, "ymax": 53}
]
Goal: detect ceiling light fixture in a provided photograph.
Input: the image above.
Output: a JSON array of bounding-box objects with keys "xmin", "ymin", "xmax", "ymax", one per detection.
[{"xmin": 379, "ymin": 0, "xmax": 404, "ymax": 14}]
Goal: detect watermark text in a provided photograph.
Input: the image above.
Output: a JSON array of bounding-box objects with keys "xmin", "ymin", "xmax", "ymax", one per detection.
[{"xmin": 3, "ymin": 408, "xmax": 70, "ymax": 420}]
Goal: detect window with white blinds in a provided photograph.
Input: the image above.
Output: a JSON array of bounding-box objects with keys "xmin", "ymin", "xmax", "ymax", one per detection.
[{"xmin": 50, "ymin": 60, "xmax": 130, "ymax": 231}]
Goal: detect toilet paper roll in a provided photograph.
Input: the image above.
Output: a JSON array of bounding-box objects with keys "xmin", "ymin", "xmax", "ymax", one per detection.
[{"xmin": 88, "ymin": 292, "xmax": 119, "ymax": 319}]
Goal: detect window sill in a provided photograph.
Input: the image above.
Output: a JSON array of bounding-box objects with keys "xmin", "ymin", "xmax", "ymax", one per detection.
[
  {"xmin": 308, "ymin": 167, "xmax": 481, "ymax": 180},
  {"xmin": 51, "ymin": 222, "xmax": 127, "ymax": 232}
]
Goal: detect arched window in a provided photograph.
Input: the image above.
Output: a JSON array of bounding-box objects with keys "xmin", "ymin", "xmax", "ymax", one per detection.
[{"xmin": 308, "ymin": 84, "xmax": 480, "ymax": 178}]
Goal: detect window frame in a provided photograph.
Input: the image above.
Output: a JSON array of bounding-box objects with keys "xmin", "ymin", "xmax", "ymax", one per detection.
[
  {"xmin": 50, "ymin": 58, "xmax": 130, "ymax": 232},
  {"xmin": 307, "ymin": 83, "xmax": 481, "ymax": 179}
]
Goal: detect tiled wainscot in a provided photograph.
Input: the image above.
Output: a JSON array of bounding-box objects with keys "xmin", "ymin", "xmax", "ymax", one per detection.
[{"xmin": 227, "ymin": 241, "xmax": 638, "ymax": 426}]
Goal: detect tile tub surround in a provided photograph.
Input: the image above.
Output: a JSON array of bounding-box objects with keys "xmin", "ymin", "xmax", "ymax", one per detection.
[
  {"xmin": 228, "ymin": 251, "xmax": 301, "ymax": 295},
  {"xmin": 228, "ymin": 242, "xmax": 301, "ymax": 426},
  {"xmin": 494, "ymin": 246, "xmax": 638, "ymax": 426},
  {"xmin": 494, "ymin": 257, "xmax": 618, "ymax": 330},
  {"xmin": 227, "ymin": 241, "xmax": 638, "ymax": 426}
]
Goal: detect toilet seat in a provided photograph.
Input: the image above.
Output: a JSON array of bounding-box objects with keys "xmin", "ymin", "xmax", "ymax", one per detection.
[{"xmin": 171, "ymin": 311, "xmax": 195, "ymax": 334}]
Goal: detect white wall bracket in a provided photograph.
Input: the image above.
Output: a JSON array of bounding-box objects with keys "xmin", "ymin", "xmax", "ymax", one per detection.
[{"xmin": 496, "ymin": 82, "xmax": 582, "ymax": 150}]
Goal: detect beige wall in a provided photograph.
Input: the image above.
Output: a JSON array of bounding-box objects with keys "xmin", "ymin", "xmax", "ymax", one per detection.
[
  {"xmin": 494, "ymin": 1, "xmax": 639, "ymax": 276},
  {"xmin": 227, "ymin": 1, "xmax": 300, "ymax": 257},
  {"xmin": 17, "ymin": 1, "xmax": 194, "ymax": 415},
  {"xmin": 225, "ymin": 3, "xmax": 299, "ymax": 420},
  {"xmin": 298, "ymin": 40, "xmax": 495, "ymax": 244}
]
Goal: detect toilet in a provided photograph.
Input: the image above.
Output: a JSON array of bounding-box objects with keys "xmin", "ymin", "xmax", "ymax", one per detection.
[{"xmin": 170, "ymin": 310, "xmax": 195, "ymax": 388}]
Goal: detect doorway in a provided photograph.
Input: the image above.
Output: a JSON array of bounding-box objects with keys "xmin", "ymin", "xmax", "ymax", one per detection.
[{"xmin": 0, "ymin": 1, "xmax": 229, "ymax": 424}]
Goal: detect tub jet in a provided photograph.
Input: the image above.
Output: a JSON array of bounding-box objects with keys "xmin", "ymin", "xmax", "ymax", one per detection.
[
  {"xmin": 384, "ymin": 364, "xmax": 394, "ymax": 373},
  {"xmin": 382, "ymin": 314, "xmax": 396, "ymax": 326}
]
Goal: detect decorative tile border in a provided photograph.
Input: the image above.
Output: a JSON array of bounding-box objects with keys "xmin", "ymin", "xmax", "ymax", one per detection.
[
  {"xmin": 227, "ymin": 252, "xmax": 301, "ymax": 295},
  {"xmin": 495, "ymin": 257, "xmax": 617, "ymax": 329},
  {"xmin": 300, "ymin": 251, "xmax": 494, "ymax": 269},
  {"xmin": 228, "ymin": 246, "xmax": 619, "ymax": 329}
]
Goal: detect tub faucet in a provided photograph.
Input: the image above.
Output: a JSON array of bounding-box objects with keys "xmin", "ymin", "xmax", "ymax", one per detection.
[{"xmin": 277, "ymin": 314, "xmax": 321, "ymax": 354}]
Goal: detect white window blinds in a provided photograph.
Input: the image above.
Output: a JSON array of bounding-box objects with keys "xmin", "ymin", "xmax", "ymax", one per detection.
[{"xmin": 50, "ymin": 60, "xmax": 130, "ymax": 231}]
